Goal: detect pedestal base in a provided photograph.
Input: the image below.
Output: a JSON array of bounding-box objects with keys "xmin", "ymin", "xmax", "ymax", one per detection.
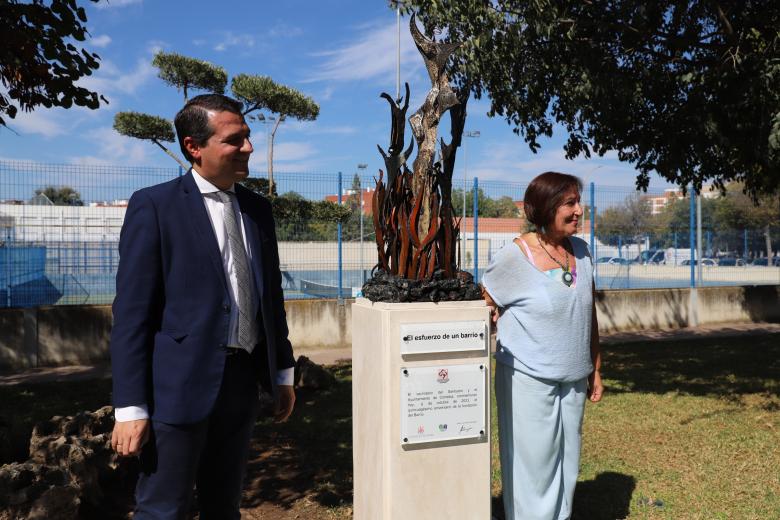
[{"xmin": 352, "ymin": 298, "xmax": 491, "ymax": 519}]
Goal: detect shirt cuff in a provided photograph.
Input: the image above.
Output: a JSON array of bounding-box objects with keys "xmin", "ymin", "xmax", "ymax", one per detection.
[
  {"xmin": 276, "ymin": 367, "xmax": 294, "ymax": 386},
  {"xmin": 115, "ymin": 404, "xmax": 149, "ymax": 422}
]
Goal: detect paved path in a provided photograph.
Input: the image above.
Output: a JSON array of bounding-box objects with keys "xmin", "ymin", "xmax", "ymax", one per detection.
[{"xmin": 2, "ymin": 322, "xmax": 779, "ymax": 386}]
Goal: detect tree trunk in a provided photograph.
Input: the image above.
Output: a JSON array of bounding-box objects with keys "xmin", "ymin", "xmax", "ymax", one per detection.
[
  {"xmin": 408, "ymin": 16, "xmax": 460, "ymax": 243},
  {"xmin": 765, "ymin": 224, "xmax": 772, "ymax": 261},
  {"xmin": 153, "ymin": 139, "xmax": 189, "ymax": 170}
]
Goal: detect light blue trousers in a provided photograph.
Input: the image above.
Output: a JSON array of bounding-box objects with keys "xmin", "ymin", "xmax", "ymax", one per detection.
[{"xmin": 495, "ymin": 362, "xmax": 588, "ymax": 520}]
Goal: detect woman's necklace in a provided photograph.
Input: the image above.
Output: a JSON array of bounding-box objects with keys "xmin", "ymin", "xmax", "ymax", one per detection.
[{"xmin": 537, "ymin": 233, "xmax": 574, "ymax": 286}]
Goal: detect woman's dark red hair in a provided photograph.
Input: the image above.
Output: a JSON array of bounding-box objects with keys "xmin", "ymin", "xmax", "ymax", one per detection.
[{"xmin": 523, "ymin": 171, "xmax": 583, "ymax": 228}]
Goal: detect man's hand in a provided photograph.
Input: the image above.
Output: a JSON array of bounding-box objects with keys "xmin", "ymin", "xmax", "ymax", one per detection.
[
  {"xmin": 111, "ymin": 419, "xmax": 150, "ymax": 457},
  {"xmin": 587, "ymin": 370, "xmax": 604, "ymax": 403},
  {"xmin": 274, "ymin": 385, "xmax": 296, "ymax": 423}
]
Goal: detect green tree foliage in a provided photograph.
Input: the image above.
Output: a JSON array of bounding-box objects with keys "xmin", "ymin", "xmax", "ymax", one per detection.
[
  {"xmin": 34, "ymin": 185, "xmax": 83, "ymax": 206},
  {"xmin": 240, "ymin": 177, "xmax": 277, "ymax": 197},
  {"xmin": 231, "ymin": 74, "xmax": 320, "ymax": 122},
  {"xmin": 596, "ymin": 194, "xmax": 654, "ymax": 248},
  {"xmin": 231, "ymin": 73, "xmax": 320, "ymax": 194},
  {"xmin": 114, "ymin": 51, "xmax": 227, "ymax": 167},
  {"xmin": 396, "ymin": 1, "xmax": 780, "ymax": 198},
  {"xmin": 452, "ymin": 188, "xmax": 519, "ymax": 218},
  {"xmin": 152, "ymin": 51, "xmax": 227, "ymax": 102},
  {"xmin": 595, "ymin": 185, "xmax": 778, "ymax": 257},
  {"xmin": 113, "ymin": 111, "xmax": 175, "ymax": 142},
  {"xmin": 239, "ymin": 180, "xmax": 351, "ymax": 241},
  {"xmin": 115, "ymin": 54, "xmax": 317, "ymax": 177},
  {"xmin": 1, "ymin": 0, "xmax": 106, "ymax": 128},
  {"xmin": 112, "ymin": 111, "xmax": 187, "ymax": 168},
  {"xmin": 710, "ymin": 186, "xmax": 779, "ymax": 258}
]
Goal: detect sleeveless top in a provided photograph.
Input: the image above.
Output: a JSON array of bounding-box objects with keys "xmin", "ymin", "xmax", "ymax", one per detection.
[{"xmin": 481, "ymin": 236, "xmax": 594, "ymax": 382}]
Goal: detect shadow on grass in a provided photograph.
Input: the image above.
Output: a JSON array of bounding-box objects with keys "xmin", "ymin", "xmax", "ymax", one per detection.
[
  {"xmin": 602, "ymin": 332, "xmax": 780, "ymax": 397},
  {"xmin": 241, "ymin": 362, "xmax": 353, "ymax": 511},
  {"xmin": 573, "ymin": 472, "xmax": 635, "ymax": 520},
  {"xmin": 491, "ymin": 471, "xmax": 635, "ymax": 520}
]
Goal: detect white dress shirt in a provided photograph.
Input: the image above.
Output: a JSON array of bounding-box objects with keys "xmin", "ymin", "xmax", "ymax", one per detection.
[{"xmin": 115, "ymin": 169, "xmax": 293, "ymax": 422}]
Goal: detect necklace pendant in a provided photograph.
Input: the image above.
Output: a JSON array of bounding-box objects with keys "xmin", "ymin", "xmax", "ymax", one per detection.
[{"xmin": 562, "ymin": 270, "xmax": 574, "ymax": 287}]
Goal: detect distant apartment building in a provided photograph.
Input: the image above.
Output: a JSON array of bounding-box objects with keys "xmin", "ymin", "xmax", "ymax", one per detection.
[
  {"xmin": 642, "ymin": 185, "xmax": 720, "ymax": 215},
  {"xmin": 642, "ymin": 189, "xmax": 685, "ymax": 215},
  {"xmin": 324, "ymin": 187, "xmax": 376, "ymax": 215}
]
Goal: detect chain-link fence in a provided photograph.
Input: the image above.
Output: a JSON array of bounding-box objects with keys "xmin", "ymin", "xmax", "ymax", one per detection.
[{"xmin": 1, "ymin": 160, "xmax": 778, "ymax": 307}]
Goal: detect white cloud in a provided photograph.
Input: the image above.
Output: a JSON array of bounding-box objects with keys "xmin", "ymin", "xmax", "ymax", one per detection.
[
  {"xmin": 91, "ymin": 34, "xmax": 112, "ymax": 48},
  {"xmin": 465, "ymin": 141, "xmax": 673, "ymax": 189},
  {"xmin": 319, "ymin": 86, "xmax": 335, "ymax": 101},
  {"xmin": 9, "ymin": 109, "xmax": 67, "ymax": 138},
  {"xmin": 248, "ymin": 141, "xmax": 319, "ymax": 172},
  {"xmin": 95, "ymin": 0, "xmax": 142, "ymax": 9},
  {"xmin": 311, "ymin": 125, "xmax": 357, "ymax": 135},
  {"xmin": 272, "ymin": 142, "xmax": 317, "ymax": 162},
  {"xmin": 146, "ymin": 41, "xmax": 167, "ymax": 55},
  {"xmin": 304, "ymin": 18, "xmax": 423, "ymax": 84},
  {"xmin": 214, "ymin": 32, "xmax": 255, "ymax": 52},
  {"xmin": 281, "ymin": 120, "xmax": 357, "ymax": 136},
  {"xmin": 68, "ymin": 127, "xmax": 154, "ymax": 166},
  {"xmin": 267, "ymin": 23, "xmax": 303, "ymax": 38},
  {"xmin": 78, "ymin": 56, "xmax": 156, "ymax": 103}
]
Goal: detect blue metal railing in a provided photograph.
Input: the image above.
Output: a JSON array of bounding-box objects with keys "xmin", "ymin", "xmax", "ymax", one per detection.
[{"xmin": 1, "ymin": 159, "xmax": 778, "ymax": 308}]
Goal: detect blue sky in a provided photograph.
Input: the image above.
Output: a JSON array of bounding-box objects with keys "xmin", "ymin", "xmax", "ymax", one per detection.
[{"xmin": 1, "ymin": 0, "xmax": 674, "ymax": 195}]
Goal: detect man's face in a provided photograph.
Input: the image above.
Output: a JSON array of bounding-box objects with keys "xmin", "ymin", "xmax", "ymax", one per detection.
[{"xmin": 189, "ymin": 110, "xmax": 253, "ymax": 187}]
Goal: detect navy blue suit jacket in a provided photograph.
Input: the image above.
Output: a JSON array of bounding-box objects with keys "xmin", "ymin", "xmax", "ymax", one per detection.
[{"xmin": 110, "ymin": 171, "xmax": 295, "ymax": 424}]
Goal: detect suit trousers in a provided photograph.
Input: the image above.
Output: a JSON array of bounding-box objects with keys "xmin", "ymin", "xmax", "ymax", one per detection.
[
  {"xmin": 495, "ymin": 362, "xmax": 587, "ymax": 520},
  {"xmin": 134, "ymin": 351, "xmax": 260, "ymax": 520}
]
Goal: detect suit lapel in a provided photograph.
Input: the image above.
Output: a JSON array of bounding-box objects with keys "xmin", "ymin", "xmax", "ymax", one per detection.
[
  {"xmin": 235, "ymin": 186, "xmax": 265, "ymax": 299},
  {"xmin": 181, "ymin": 171, "xmax": 229, "ymax": 292}
]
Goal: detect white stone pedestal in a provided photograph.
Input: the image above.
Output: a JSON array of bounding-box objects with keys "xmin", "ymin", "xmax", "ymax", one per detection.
[{"xmin": 352, "ymin": 298, "xmax": 491, "ymax": 520}]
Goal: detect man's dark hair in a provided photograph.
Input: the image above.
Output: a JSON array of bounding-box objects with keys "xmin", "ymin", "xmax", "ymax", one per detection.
[
  {"xmin": 174, "ymin": 94, "xmax": 244, "ymax": 162},
  {"xmin": 523, "ymin": 171, "xmax": 583, "ymax": 229}
]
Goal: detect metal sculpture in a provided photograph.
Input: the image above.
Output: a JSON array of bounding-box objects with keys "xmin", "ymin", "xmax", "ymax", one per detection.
[{"xmin": 369, "ymin": 15, "xmax": 471, "ymax": 288}]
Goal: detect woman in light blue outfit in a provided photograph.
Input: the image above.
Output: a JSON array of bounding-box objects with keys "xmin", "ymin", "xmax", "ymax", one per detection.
[{"xmin": 482, "ymin": 172, "xmax": 604, "ymax": 520}]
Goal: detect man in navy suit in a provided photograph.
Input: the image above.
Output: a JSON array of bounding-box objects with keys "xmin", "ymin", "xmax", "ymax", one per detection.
[{"xmin": 109, "ymin": 93, "xmax": 296, "ymax": 519}]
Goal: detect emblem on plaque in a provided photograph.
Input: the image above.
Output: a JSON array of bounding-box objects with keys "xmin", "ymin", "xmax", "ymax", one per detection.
[{"xmin": 437, "ymin": 369, "xmax": 449, "ymax": 383}]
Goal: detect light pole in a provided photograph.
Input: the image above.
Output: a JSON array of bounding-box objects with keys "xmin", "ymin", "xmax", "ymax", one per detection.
[
  {"xmin": 462, "ymin": 130, "xmax": 480, "ymax": 268},
  {"xmin": 357, "ymin": 163, "xmax": 368, "ymax": 283},
  {"xmin": 396, "ymin": 5, "xmax": 401, "ymax": 102}
]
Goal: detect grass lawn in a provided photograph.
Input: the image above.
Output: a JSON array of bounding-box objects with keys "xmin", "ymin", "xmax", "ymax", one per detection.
[
  {"xmin": 244, "ymin": 333, "xmax": 780, "ymax": 520},
  {"xmin": 1, "ymin": 332, "xmax": 778, "ymax": 519},
  {"xmin": 574, "ymin": 333, "xmax": 780, "ymax": 520}
]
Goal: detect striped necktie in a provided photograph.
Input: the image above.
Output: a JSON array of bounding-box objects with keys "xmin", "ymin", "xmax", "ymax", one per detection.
[{"xmin": 215, "ymin": 190, "xmax": 255, "ymax": 353}]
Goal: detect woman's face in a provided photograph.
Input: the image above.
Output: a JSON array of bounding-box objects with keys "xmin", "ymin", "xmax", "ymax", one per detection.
[{"xmin": 549, "ymin": 188, "xmax": 583, "ymax": 237}]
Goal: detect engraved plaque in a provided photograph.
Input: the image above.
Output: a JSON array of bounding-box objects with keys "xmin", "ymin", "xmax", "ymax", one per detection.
[
  {"xmin": 399, "ymin": 320, "xmax": 487, "ymax": 355},
  {"xmin": 400, "ymin": 363, "xmax": 486, "ymax": 445}
]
